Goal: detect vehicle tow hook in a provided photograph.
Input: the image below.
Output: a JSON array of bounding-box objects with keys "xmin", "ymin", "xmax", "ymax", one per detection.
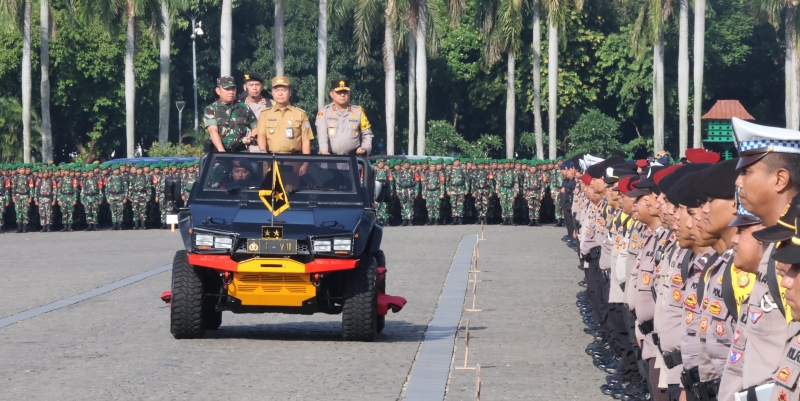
[
  {"xmin": 311, "ymin": 273, "xmax": 323, "ymax": 287},
  {"xmin": 222, "ymin": 272, "xmax": 232, "ymax": 290}
]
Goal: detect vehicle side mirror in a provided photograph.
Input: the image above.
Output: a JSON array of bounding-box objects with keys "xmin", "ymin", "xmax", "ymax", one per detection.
[
  {"xmin": 164, "ymin": 177, "xmax": 182, "ymax": 202},
  {"xmin": 374, "ymin": 179, "xmax": 389, "ymax": 203}
]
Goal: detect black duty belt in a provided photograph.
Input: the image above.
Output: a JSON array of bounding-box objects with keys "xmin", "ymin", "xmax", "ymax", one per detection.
[
  {"xmin": 638, "ymin": 319, "xmax": 655, "ymax": 335},
  {"xmin": 662, "ymin": 349, "xmax": 683, "ymax": 369},
  {"xmin": 680, "ymin": 367, "xmax": 701, "ymax": 400},
  {"xmin": 692, "ymin": 378, "xmax": 721, "ymax": 401}
]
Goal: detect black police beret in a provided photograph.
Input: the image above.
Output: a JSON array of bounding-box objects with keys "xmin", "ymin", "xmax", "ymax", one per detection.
[
  {"xmin": 658, "ymin": 163, "xmax": 711, "ymax": 196},
  {"xmin": 697, "ymin": 158, "xmax": 739, "ymax": 199},
  {"xmin": 587, "ymin": 163, "xmax": 605, "ymax": 179},
  {"xmin": 243, "ymin": 73, "xmax": 264, "ymax": 83},
  {"xmin": 679, "ymin": 172, "xmax": 705, "ymax": 208}
]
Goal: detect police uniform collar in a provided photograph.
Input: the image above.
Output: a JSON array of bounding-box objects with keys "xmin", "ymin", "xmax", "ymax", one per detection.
[
  {"xmin": 247, "ymin": 96, "xmax": 266, "ymax": 104},
  {"xmin": 332, "ymin": 103, "xmax": 352, "ymax": 112}
]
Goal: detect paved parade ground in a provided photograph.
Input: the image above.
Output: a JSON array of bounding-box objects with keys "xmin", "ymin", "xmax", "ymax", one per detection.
[{"xmin": 0, "ymin": 226, "xmax": 605, "ymax": 400}]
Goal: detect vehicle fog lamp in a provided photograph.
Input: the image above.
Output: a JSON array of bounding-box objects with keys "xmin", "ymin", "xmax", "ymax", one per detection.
[
  {"xmin": 195, "ymin": 234, "xmax": 214, "ymax": 247},
  {"xmin": 214, "ymin": 236, "xmax": 233, "ymax": 249},
  {"xmin": 333, "ymin": 238, "xmax": 352, "ymax": 251}
]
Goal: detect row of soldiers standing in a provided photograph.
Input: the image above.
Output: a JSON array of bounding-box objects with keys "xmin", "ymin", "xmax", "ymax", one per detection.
[
  {"xmin": 0, "ymin": 161, "xmax": 198, "ymax": 233},
  {"xmin": 371, "ymin": 157, "xmax": 566, "ymax": 226},
  {"xmin": 569, "ymin": 117, "xmax": 800, "ymax": 401}
]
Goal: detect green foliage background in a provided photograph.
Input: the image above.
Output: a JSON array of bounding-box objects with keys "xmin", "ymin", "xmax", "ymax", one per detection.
[{"xmin": 0, "ymin": 0, "xmax": 788, "ymax": 162}]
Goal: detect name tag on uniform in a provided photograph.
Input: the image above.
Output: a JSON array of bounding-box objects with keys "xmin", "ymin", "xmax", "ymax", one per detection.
[
  {"xmin": 286, "ymin": 120, "xmax": 294, "ymax": 138},
  {"xmin": 328, "ymin": 127, "xmax": 336, "ymax": 137}
]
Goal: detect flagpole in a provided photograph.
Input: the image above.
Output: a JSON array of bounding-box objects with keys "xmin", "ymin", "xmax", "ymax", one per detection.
[{"xmin": 271, "ymin": 153, "xmax": 276, "ymax": 227}]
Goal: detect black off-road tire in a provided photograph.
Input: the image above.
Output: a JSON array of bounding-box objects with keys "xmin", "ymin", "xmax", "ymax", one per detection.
[
  {"xmin": 204, "ymin": 300, "xmax": 222, "ymax": 330},
  {"xmin": 170, "ymin": 250, "xmax": 207, "ymax": 339},
  {"xmin": 377, "ymin": 315, "xmax": 386, "ymax": 334},
  {"xmin": 342, "ymin": 254, "xmax": 378, "ymax": 342},
  {"xmin": 373, "ymin": 250, "xmax": 387, "ymax": 294}
]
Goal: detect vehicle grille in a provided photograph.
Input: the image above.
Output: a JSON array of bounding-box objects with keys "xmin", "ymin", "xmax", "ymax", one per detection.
[{"xmin": 235, "ymin": 274, "xmax": 311, "ymax": 294}]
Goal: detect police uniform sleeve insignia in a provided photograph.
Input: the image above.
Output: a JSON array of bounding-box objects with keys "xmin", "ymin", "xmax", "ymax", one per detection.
[{"xmin": 359, "ymin": 106, "xmax": 372, "ymax": 130}]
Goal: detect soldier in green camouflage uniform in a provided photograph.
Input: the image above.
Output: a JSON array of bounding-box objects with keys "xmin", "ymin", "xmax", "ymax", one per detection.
[
  {"xmin": 204, "ymin": 76, "xmax": 259, "ymax": 153},
  {"xmin": 0, "ymin": 165, "xmax": 9, "ymax": 233},
  {"xmin": 395, "ymin": 160, "xmax": 416, "ymax": 226},
  {"xmin": 446, "ymin": 158, "xmax": 468, "ymax": 225},
  {"xmin": 129, "ymin": 165, "xmax": 150, "ymax": 229},
  {"xmin": 523, "ymin": 163, "xmax": 544, "ymax": 226},
  {"xmin": 181, "ymin": 163, "xmax": 197, "ymax": 203},
  {"xmin": 35, "ymin": 167, "xmax": 56, "ymax": 232},
  {"xmin": 82, "ymin": 167, "xmax": 101, "ymax": 231},
  {"xmin": 12, "ymin": 165, "xmax": 33, "ymax": 232},
  {"xmin": 373, "ymin": 160, "xmax": 389, "ymax": 224},
  {"xmin": 58, "ymin": 165, "xmax": 79, "ymax": 231},
  {"xmin": 422, "ymin": 160, "xmax": 446, "ymax": 225},
  {"xmin": 495, "ymin": 161, "xmax": 519, "ymax": 225},
  {"xmin": 546, "ymin": 161, "xmax": 563, "ymax": 225},
  {"xmin": 471, "ymin": 160, "xmax": 493, "ymax": 225},
  {"xmin": 106, "ymin": 165, "xmax": 127, "ymax": 230}
]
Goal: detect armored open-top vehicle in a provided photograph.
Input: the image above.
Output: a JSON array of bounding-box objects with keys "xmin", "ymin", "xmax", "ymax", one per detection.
[{"xmin": 163, "ymin": 153, "xmax": 406, "ymax": 342}]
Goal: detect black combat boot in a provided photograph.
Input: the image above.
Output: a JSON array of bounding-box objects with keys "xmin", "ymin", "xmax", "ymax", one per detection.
[
  {"xmin": 528, "ymin": 219, "xmax": 535, "ymax": 227},
  {"xmin": 40, "ymin": 225, "xmax": 46, "ymax": 232},
  {"xmin": 534, "ymin": 219, "xmax": 541, "ymax": 226},
  {"xmin": 46, "ymin": 224, "xmax": 51, "ymax": 232},
  {"xmin": 113, "ymin": 222, "xmax": 119, "ymax": 231},
  {"xmin": 555, "ymin": 218, "xmax": 564, "ymax": 227},
  {"xmin": 22, "ymin": 224, "xmax": 28, "ymax": 233},
  {"xmin": 401, "ymin": 219, "xmax": 408, "ymax": 226},
  {"xmin": 433, "ymin": 218, "xmax": 439, "ymax": 226},
  {"xmin": 67, "ymin": 223, "xmax": 73, "ymax": 232},
  {"xmin": 0, "ymin": 225, "xmax": 4, "ymax": 234},
  {"xmin": 86, "ymin": 224, "xmax": 93, "ymax": 232},
  {"xmin": 134, "ymin": 220, "xmax": 140, "ymax": 230},
  {"xmin": 138, "ymin": 220, "xmax": 145, "ymax": 230}
]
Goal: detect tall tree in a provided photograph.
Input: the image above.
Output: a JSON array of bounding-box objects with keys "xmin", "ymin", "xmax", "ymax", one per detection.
[
  {"xmin": 476, "ymin": 0, "xmax": 524, "ymax": 159},
  {"xmin": 693, "ymin": 0, "xmax": 704, "ymax": 147},
  {"xmin": 87, "ymin": 0, "xmax": 165, "ymax": 157},
  {"xmin": 275, "ymin": 0, "xmax": 285, "ymax": 75},
  {"xmin": 543, "ymin": 0, "xmax": 584, "ymax": 159},
  {"xmin": 757, "ymin": 1, "xmax": 800, "ymax": 129},
  {"xmin": 40, "ymin": 0, "xmax": 53, "ymax": 161},
  {"xmin": 22, "ymin": 0, "xmax": 31, "ymax": 162},
  {"xmin": 408, "ymin": 30, "xmax": 415, "ymax": 155},
  {"xmin": 677, "ymin": 0, "xmax": 688, "ymax": 156},
  {"xmin": 318, "ymin": 0, "xmax": 328, "ymax": 110},
  {"xmin": 532, "ymin": 0, "xmax": 543, "ymax": 159},
  {"xmin": 220, "ymin": 0, "xmax": 231, "ymax": 76},
  {"xmin": 415, "ymin": 0, "xmax": 427, "ymax": 155},
  {"xmin": 158, "ymin": 0, "xmax": 186, "ymax": 145},
  {"xmin": 633, "ymin": 0, "xmax": 671, "ymax": 153}
]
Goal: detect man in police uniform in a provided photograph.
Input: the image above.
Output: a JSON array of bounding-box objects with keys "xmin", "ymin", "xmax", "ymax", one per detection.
[
  {"xmin": 255, "ymin": 76, "xmax": 314, "ymax": 161},
  {"xmin": 315, "ymin": 79, "xmax": 373, "ymax": 156},
  {"xmin": 242, "ymin": 73, "xmax": 273, "ymax": 153},
  {"xmin": 204, "ymin": 76, "xmax": 261, "ymax": 153}
]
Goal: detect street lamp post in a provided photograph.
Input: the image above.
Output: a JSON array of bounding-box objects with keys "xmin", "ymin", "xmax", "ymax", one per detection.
[
  {"xmin": 175, "ymin": 101, "xmax": 186, "ymax": 144},
  {"xmin": 188, "ymin": 13, "xmax": 204, "ymax": 132}
]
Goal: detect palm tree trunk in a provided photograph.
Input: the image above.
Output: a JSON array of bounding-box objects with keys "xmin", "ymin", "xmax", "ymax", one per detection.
[
  {"xmin": 506, "ymin": 53, "xmax": 515, "ymax": 159},
  {"xmin": 678, "ymin": 0, "xmax": 689, "ymax": 157},
  {"xmin": 532, "ymin": 0, "xmax": 543, "ymax": 160},
  {"xmin": 653, "ymin": 32, "xmax": 665, "ymax": 153},
  {"xmin": 415, "ymin": 1, "xmax": 427, "ymax": 156},
  {"xmin": 275, "ymin": 0, "xmax": 285, "ymax": 76},
  {"xmin": 40, "ymin": 0, "xmax": 52, "ymax": 162},
  {"xmin": 22, "ymin": 1, "xmax": 32, "ymax": 163},
  {"xmin": 384, "ymin": 0, "xmax": 396, "ymax": 155},
  {"xmin": 408, "ymin": 31, "xmax": 415, "ymax": 156},
  {"xmin": 158, "ymin": 0, "xmax": 170, "ymax": 145},
  {"xmin": 786, "ymin": 5, "xmax": 799, "ymax": 130},
  {"xmin": 220, "ymin": 0, "xmax": 232, "ymax": 76},
  {"xmin": 317, "ymin": 0, "xmax": 328, "ymax": 110},
  {"xmin": 692, "ymin": 0, "xmax": 705, "ymax": 147},
  {"xmin": 547, "ymin": 15, "xmax": 557, "ymax": 160},
  {"xmin": 125, "ymin": 5, "xmax": 136, "ymax": 158}
]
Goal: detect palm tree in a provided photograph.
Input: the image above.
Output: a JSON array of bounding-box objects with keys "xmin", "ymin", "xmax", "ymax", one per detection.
[
  {"xmin": 543, "ymin": 0, "xmax": 584, "ymax": 159},
  {"xmin": 758, "ymin": 1, "xmax": 800, "ymax": 129},
  {"xmin": 275, "ymin": 0, "xmax": 285, "ymax": 76},
  {"xmin": 532, "ymin": 0, "xmax": 543, "ymax": 159},
  {"xmin": 475, "ymin": 0, "xmax": 524, "ymax": 159},
  {"xmin": 1, "ymin": 0, "xmax": 33, "ymax": 162},
  {"xmin": 318, "ymin": 0, "xmax": 328, "ymax": 110},
  {"xmin": 40, "ymin": 0, "xmax": 53, "ymax": 162},
  {"xmin": 158, "ymin": 0, "xmax": 186, "ymax": 145},
  {"xmin": 220, "ymin": 0, "xmax": 231, "ymax": 76},
  {"xmin": 677, "ymin": 0, "xmax": 688, "ymax": 156},
  {"xmin": 408, "ymin": 30, "xmax": 416, "ymax": 155},
  {"xmin": 633, "ymin": 0, "xmax": 671, "ymax": 153},
  {"xmin": 350, "ymin": 0, "xmax": 401, "ymax": 155},
  {"xmin": 87, "ymin": 0, "xmax": 165, "ymax": 158},
  {"xmin": 415, "ymin": 0, "xmax": 427, "ymax": 155},
  {"xmin": 693, "ymin": 0, "xmax": 704, "ymax": 147}
]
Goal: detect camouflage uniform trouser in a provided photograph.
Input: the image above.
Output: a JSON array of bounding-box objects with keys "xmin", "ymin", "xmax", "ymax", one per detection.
[
  {"xmin": 499, "ymin": 189, "xmax": 515, "ymax": 218},
  {"xmin": 159, "ymin": 198, "xmax": 170, "ymax": 223},
  {"xmin": 449, "ymin": 190, "xmax": 465, "ymax": 217},
  {"xmin": 38, "ymin": 197, "xmax": 54, "ymax": 225},
  {"xmin": 60, "ymin": 194, "xmax": 76, "ymax": 224},
  {"xmin": 425, "ymin": 192, "xmax": 442, "ymax": 219},
  {"xmin": 108, "ymin": 195, "xmax": 124, "ymax": 223},
  {"xmin": 525, "ymin": 192, "xmax": 541, "ymax": 220},
  {"xmin": 553, "ymin": 193, "xmax": 562, "ymax": 219},
  {"xmin": 376, "ymin": 202, "xmax": 388, "ymax": 221},
  {"xmin": 84, "ymin": 196, "xmax": 100, "ymax": 224},
  {"xmin": 131, "ymin": 192, "xmax": 148, "ymax": 221},
  {"xmin": 14, "ymin": 195, "xmax": 31, "ymax": 224},
  {"xmin": 474, "ymin": 190, "xmax": 491, "ymax": 218},
  {"xmin": 398, "ymin": 187, "xmax": 416, "ymax": 219}
]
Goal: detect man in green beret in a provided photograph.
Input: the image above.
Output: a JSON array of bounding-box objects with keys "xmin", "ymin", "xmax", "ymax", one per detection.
[
  {"xmin": 446, "ymin": 158, "xmax": 469, "ymax": 225},
  {"xmin": 204, "ymin": 76, "xmax": 260, "ymax": 153},
  {"xmin": 422, "ymin": 160, "xmax": 445, "ymax": 225},
  {"xmin": 35, "ymin": 167, "xmax": 57, "ymax": 232},
  {"xmin": 129, "ymin": 164, "xmax": 150, "ymax": 229},
  {"xmin": 58, "ymin": 164, "xmax": 79, "ymax": 231},
  {"xmin": 82, "ymin": 167, "xmax": 101, "ymax": 231},
  {"xmin": 0, "ymin": 164, "xmax": 10, "ymax": 233},
  {"xmin": 11, "ymin": 164, "xmax": 33, "ymax": 232},
  {"xmin": 395, "ymin": 159, "xmax": 416, "ymax": 226},
  {"xmin": 106, "ymin": 164, "xmax": 127, "ymax": 230},
  {"xmin": 495, "ymin": 160, "xmax": 519, "ymax": 225},
  {"xmin": 373, "ymin": 159, "xmax": 389, "ymax": 225}
]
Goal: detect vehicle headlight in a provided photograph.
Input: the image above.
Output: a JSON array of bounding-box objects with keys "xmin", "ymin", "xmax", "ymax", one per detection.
[
  {"xmin": 312, "ymin": 239, "xmax": 332, "ymax": 253},
  {"xmin": 333, "ymin": 238, "xmax": 352, "ymax": 251},
  {"xmin": 194, "ymin": 232, "xmax": 234, "ymax": 251},
  {"xmin": 312, "ymin": 237, "xmax": 353, "ymax": 255}
]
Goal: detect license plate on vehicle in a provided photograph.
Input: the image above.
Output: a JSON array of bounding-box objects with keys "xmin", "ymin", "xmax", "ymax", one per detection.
[{"xmin": 246, "ymin": 239, "xmax": 298, "ymax": 254}]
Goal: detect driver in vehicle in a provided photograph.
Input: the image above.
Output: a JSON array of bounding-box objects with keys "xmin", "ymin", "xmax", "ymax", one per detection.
[{"xmin": 221, "ymin": 158, "xmax": 261, "ymax": 189}]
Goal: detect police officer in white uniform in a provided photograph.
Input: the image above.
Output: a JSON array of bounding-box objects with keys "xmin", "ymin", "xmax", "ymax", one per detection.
[{"xmin": 315, "ymin": 79, "xmax": 374, "ymax": 156}]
